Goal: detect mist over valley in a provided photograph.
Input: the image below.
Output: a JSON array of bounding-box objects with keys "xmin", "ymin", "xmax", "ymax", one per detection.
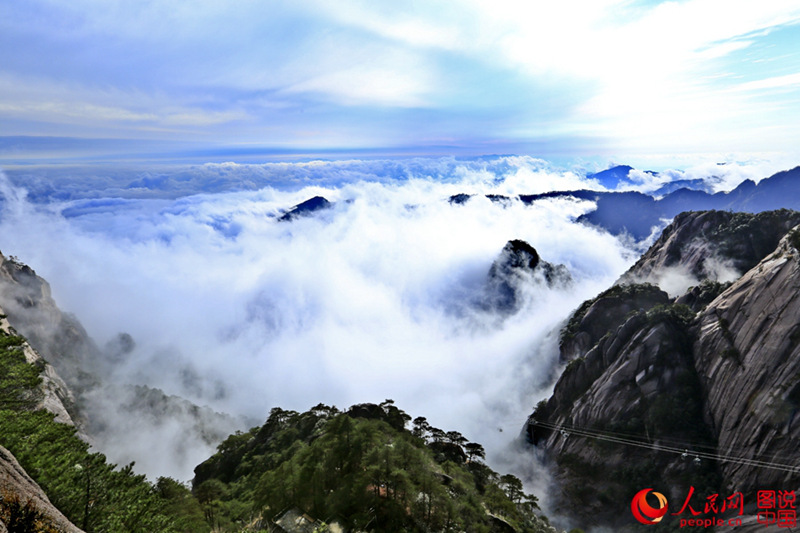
[{"xmin": 1, "ymin": 156, "xmax": 799, "ymax": 530}]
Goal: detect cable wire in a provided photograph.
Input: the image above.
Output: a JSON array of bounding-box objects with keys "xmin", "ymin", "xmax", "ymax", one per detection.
[{"xmin": 529, "ymin": 419, "xmax": 799, "ymax": 475}]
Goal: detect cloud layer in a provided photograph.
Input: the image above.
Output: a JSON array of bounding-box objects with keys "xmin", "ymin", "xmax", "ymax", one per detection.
[
  {"xmin": 1, "ymin": 155, "xmax": 790, "ymax": 482},
  {"xmin": 0, "ymin": 158, "xmax": 645, "ymax": 480}
]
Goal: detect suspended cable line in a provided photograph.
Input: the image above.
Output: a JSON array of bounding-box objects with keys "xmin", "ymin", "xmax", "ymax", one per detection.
[{"xmin": 529, "ymin": 419, "xmax": 799, "ymax": 475}]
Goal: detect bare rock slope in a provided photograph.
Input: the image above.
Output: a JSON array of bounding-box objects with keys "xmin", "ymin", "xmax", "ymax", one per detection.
[
  {"xmin": 693, "ymin": 231, "xmax": 800, "ymax": 490},
  {"xmin": 530, "ymin": 210, "xmax": 800, "ymax": 530}
]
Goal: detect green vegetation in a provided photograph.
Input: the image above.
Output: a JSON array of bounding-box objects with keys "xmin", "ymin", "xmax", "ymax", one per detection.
[
  {"xmin": 560, "ymin": 283, "xmax": 665, "ymax": 344},
  {"xmin": 193, "ymin": 401, "xmax": 558, "ymax": 532},
  {"xmin": 707, "ymin": 209, "xmax": 800, "ymax": 268},
  {"xmin": 1, "ymin": 327, "xmax": 555, "ymax": 532},
  {"xmin": 685, "ymin": 279, "xmax": 732, "ymax": 311},
  {"xmin": 788, "ymin": 228, "xmax": 800, "ymax": 252},
  {"xmin": 563, "ymin": 356, "xmax": 585, "ymax": 374},
  {"xmin": 0, "ymin": 328, "xmax": 206, "ymax": 533},
  {"xmin": 645, "ymin": 303, "xmax": 695, "ymax": 330},
  {"xmin": 0, "ymin": 331, "xmax": 43, "ymax": 411}
]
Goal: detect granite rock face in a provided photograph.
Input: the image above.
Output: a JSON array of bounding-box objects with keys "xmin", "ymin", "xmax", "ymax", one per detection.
[
  {"xmin": 531, "ymin": 301, "xmax": 710, "ymax": 528},
  {"xmin": 619, "ymin": 209, "xmax": 800, "ymax": 287},
  {"xmin": 529, "ymin": 210, "xmax": 800, "ymax": 530},
  {"xmin": 484, "ymin": 239, "xmax": 571, "ymax": 312},
  {"xmin": 558, "ymin": 283, "xmax": 670, "ymax": 362},
  {"xmin": 692, "ymin": 232, "xmax": 800, "ymax": 491}
]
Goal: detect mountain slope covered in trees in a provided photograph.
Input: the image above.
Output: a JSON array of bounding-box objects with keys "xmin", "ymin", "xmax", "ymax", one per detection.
[
  {"xmin": 0, "ymin": 323, "xmax": 208, "ymax": 532},
  {"xmin": 0, "ymin": 290, "xmax": 559, "ymax": 532},
  {"xmin": 193, "ymin": 401, "xmax": 560, "ymax": 532}
]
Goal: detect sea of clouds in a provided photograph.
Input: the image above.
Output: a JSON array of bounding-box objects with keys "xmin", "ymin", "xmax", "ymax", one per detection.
[{"xmin": 0, "ymin": 156, "xmax": 773, "ymax": 482}]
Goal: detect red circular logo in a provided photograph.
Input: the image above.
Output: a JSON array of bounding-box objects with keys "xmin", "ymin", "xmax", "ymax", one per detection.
[{"xmin": 631, "ymin": 488, "xmax": 668, "ymax": 525}]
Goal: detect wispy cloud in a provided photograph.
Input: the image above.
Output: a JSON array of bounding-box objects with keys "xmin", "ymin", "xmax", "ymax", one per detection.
[
  {"xmin": 733, "ymin": 71, "xmax": 800, "ymax": 91},
  {"xmin": 1, "ymin": 0, "xmax": 800, "ymax": 159}
]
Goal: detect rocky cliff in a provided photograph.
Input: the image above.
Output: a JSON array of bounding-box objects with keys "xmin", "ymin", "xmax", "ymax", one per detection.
[
  {"xmin": 0, "ymin": 254, "xmax": 228, "ymax": 531},
  {"xmin": 0, "ymin": 311, "xmax": 78, "ymax": 428},
  {"xmin": 483, "ymin": 239, "xmax": 571, "ymax": 313},
  {"xmin": 0, "ymin": 253, "xmax": 103, "ymax": 396},
  {"xmin": 529, "ymin": 210, "xmax": 800, "ymax": 530},
  {"xmin": 0, "ymin": 252, "xmax": 243, "ymax": 472},
  {"xmin": 692, "ymin": 232, "xmax": 800, "ymax": 491},
  {"xmin": 0, "ymin": 445, "xmax": 84, "ymax": 533},
  {"xmin": 619, "ymin": 209, "xmax": 800, "ymax": 288},
  {"xmin": 0, "ymin": 254, "xmax": 83, "ymax": 429}
]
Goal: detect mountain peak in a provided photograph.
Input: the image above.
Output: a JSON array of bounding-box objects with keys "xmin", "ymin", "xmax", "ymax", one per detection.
[
  {"xmin": 484, "ymin": 239, "xmax": 571, "ymax": 312},
  {"xmin": 278, "ymin": 196, "xmax": 332, "ymax": 222},
  {"xmin": 586, "ymin": 164, "xmax": 635, "ymax": 189}
]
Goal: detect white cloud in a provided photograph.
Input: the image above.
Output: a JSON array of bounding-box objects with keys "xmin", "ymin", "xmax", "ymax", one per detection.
[
  {"xmin": 284, "ymin": 65, "xmax": 433, "ymax": 108},
  {"xmin": 733, "ymin": 71, "xmax": 800, "ymax": 92},
  {"xmin": 0, "ymin": 159, "xmax": 636, "ymax": 480},
  {"xmin": 0, "ymin": 73, "xmax": 248, "ymax": 133},
  {"xmin": 3, "ymin": 0, "xmax": 800, "ymax": 156}
]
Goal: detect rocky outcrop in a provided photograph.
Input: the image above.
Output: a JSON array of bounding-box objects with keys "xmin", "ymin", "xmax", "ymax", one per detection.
[
  {"xmin": 278, "ymin": 196, "xmax": 332, "ymax": 221},
  {"xmin": 0, "ymin": 311, "xmax": 78, "ymax": 427},
  {"xmin": 619, "ymin": 210, "xmax": 800, "ymax": 287},
  {"xmin": 558, "ymin": 283, "xmax": 669, "ymax": 361},
  {"xmin": 529, "ymin": 211, "xmax": 800, "ymax": 530},
  {"xmin": 531, "ymin": 304, "xmax": 712, "ymax": 528},
  {"xmin": 0, "ymin": 253, "xmax": 103, "ymax": 394},
  {"xmin": 0, "ymin": 445, "xmax": 84, "ymax": 533},
  {"xmin": 0, "ymin": 253, "xmax": 102, "ymax": 432},
  {"xmin": 483, "ymin": 239, "xmax": 571, "ymax": 312}
]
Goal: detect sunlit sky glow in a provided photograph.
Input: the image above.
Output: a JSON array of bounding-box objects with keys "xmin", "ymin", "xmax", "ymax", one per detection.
[{"xmin": 2, "ymin": 0, "xmax": 800, "ymax": 165}]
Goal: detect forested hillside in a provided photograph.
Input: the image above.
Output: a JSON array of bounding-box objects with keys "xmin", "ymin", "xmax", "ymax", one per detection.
[
  {"xmin": 193, "ymin": 400, "xmax": 559, "ymax": 532},
  {"xmin": 1, "ymin": 313, "xmax": 558, "ymax": 532},
  {"xmin": 0, "ymin": 326, "xmax": 205, "ymax": 532}
]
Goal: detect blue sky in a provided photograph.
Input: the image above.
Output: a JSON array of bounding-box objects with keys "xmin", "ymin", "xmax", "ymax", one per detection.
[{"xmin": 2, "ymin": 0, "xmax": 800, "ymax": 165}]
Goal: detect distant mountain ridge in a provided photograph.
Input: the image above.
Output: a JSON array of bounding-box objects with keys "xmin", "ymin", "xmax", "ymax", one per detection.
[
  {"xmin": 281, "ymin": 166, "xmax": 800, "ymax": 243},
  {"xmin": 586, "ymin": 164, "xmax": 637, "ymax": 189},
  {"xmin": 523, "ymin": 166, "xmax": 800, "ymax": 239}
]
